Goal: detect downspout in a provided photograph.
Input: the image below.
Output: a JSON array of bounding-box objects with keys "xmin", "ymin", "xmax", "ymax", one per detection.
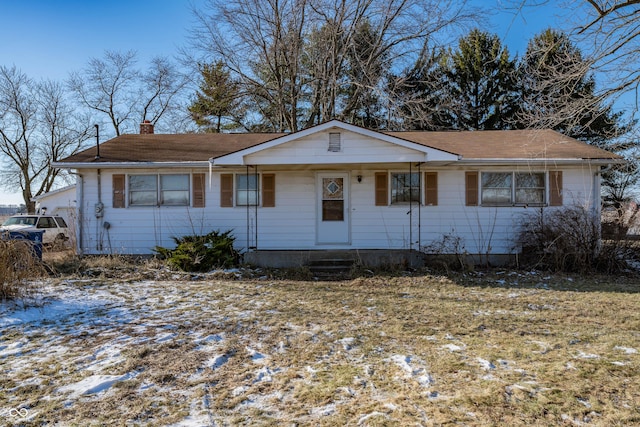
[
  {"xmin": 254, "ymin": 165, "xmax": 258, "ymax": 250},
  {"xmin": 94, "ymin": 125, "xmax": 104, "ymax": 252},
  {"xmin": 246, "ymin": 165, "xmax": 250, "ymax": 251},
  {"xmin": 77, "ymin": 172, "xmax": 84, "ymax": 255},
  {"xmin": 408, "ymin": 162, "xmax": 412, "ymax": 250},
  {"xmin": 97, "ymin": 168, "xmax": 103, "ymax": 251},
  {"xmin": 417, "ymin": 162, "xmax": 422, "ymax": 251},
  {"xmin": 595, "ymin": 163, "xmax": 612, "ymax": 249}
]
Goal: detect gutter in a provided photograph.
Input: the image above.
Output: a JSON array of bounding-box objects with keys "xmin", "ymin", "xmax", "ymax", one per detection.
[
  {"xmin": 452, "ymin": 158, "xmax": 624, "ymax": 166},
  {"xmin": 51, "ymin": 161, "xmax": 213, "ymax": 169}
]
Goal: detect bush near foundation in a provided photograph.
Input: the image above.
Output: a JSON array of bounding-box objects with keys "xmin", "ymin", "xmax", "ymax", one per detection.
[
  {"xmin": 0, "ymin": 240, "xmax": 45, "ymax": 300},
  {"xmin": 517, "ymin": 206, "xmax": 635, "ymax": 273},
  {"xmin": 153, "ymin": 230, "xmax": 240, "ymax": 272}
]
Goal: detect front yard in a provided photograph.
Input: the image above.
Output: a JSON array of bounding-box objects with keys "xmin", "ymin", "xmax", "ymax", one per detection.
[{"xmin": 1, "ymin": 267, "xmax": 639, "ymax": 425}]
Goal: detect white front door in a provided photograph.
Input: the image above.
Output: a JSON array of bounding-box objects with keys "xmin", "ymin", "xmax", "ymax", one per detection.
[{"xmin": 316, "ymin": 173, "xmax": 350, "ymax": 245}]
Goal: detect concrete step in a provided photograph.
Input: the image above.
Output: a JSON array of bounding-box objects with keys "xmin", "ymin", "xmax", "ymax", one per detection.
[{"xmin": 308, "ymin": 258, "xmax": 356, "ymax": 279}]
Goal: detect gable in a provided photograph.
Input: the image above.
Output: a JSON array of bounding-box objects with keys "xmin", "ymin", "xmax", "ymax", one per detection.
[{"xmin": 213, "ymin": 122, "xmax": 458, "ymax": 166}]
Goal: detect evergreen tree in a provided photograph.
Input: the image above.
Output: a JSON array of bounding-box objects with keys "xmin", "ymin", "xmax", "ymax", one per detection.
[
  {"xmin": 391, "ymin": 43, "xmax": 450, "ymax": 130},
  {"xmin": 517, "ymin": 29, "xmax": 625, "ymax": 145},
  {"xmin": 188, "ymin": 61, "xmax": 243, "ymax": 133},
  {"xmin": 442, "ymin": 29, "xmax": 519, "ymax": 130}
]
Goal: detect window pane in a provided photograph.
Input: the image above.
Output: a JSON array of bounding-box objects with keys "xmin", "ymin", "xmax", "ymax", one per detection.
[
  {"xmin": 323, "ymin": 200, "xmax": 344, "ymax": 221},
  {"xmin": 323, "ymin": 178, "xmax": 343, "ymax": 200},
  {"xmin": 516, "ymin": 189, "xmax": 544, "ymax": 204},
  {"xmin": 129, "ymin": 175, "xmax": 158, "ymax": 206},
  {"xmin": 516, "ymin": 173, "xmax": 544, "ymax": 188},
  {"xmin": 130, "ymin": 191, "xmax": 157, "ymax": 206},
  {"xmin": 130, "ymin": 175, "xmax": 157, "ymax": 191},
  {"xmin": 54, "ymin": 217, "xmax": 68, "ymax": 227},
  {"xmin": 391, "ymin": 173, "xmax": 420, "ymax": 204},
  {"xmin": 515, "ymin": 173, "xmax": 545, "ymax": 204},
  {"xmin": 482, "ymin": 172, "xmax": 511, "ymax": 188},
  {"xmin": 37, "ymin": 217, "xmax": 55, "ymax": 228},
  {"xmin": 237, "ymin": 190, "xmax": 258, "ymax": 206},
  {"xmin": 161, "ymin": 174, "xmax": 189, "ymax": 191},
  {"xmin": 161, "ymin": 190, "xmax": 189, "ymax": 205},
  {"xmin": 237, "ymin": 174, "xmax": 258, "ymax": 206},
  {"xmin": 160, "ymin": 174, "xmax": 189, "ymax": 206},
  {"xmin": 481, "ymin": 172, "xmax": 512, "ymax": 205},
  {"xmin": 482, "ymin": 188, "xmax": 512, "ymax": 205}
]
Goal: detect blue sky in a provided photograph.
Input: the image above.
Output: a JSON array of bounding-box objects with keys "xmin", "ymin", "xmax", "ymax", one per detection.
[{"xmin": 0, "ymin": 0, "xmax": 567, "ymax": 204}]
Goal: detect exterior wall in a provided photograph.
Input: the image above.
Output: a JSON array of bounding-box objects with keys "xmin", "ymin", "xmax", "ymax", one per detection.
[{"xmin": 75, "ymin": 163, "xmax": 600, "ymax": 259}]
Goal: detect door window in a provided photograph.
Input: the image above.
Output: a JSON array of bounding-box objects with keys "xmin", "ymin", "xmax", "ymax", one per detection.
[{"xmin": 322, "ymin": 178, "xmax": 344, "ymax": 221}]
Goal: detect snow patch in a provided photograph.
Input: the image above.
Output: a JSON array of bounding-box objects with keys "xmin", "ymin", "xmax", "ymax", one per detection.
[
  {"xmin": 59, "ymin": 371, "xmax": 138, "ymax": 398},
  {"xmin": 614, "ymin": 346, "xmax": 637, "ymax": 354},
  {"xmin": 390, "ymin": 354, "xmax": 434, "ymax": 387},
  {"xmin": 441, "ymin": 343, "xmax": 465, "ymax": 352},
  {"xmin": 207, "ymin": 354, "xmax": 229, "ymax": 370},
  {"xmin": 477, "ymin": 358, "xmax": 496, "ymax": 370},
  {"xmin": 357, "ymin": 411, "xmax": 389, "ymax": 425}
]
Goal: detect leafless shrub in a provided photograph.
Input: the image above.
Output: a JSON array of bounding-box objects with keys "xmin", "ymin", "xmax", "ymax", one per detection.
[
  {"xmin": 421, "ymin": 232, "xmax": 470, "ymax": 271},
  {"xmin": 517, "ymin": 205, "xmax": 635, "ymax": 273},
  {"xmin": 0, "ymin": 240, "xmax": 45, "ymax": 300}
]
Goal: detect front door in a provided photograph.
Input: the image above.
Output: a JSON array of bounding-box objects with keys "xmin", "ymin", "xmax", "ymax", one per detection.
[{"xmin": 316, "ymin": 173, "xmax": 350, "ymax": 245}]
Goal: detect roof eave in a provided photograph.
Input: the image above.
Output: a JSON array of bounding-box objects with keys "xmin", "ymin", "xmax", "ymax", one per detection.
[
  {"xmin": 455, "ymin": 158, "xmax": 623, "ymax": 166},
  {"xmin": 51, "ymin": 161, "xmax": 213, "ymax": 169}
]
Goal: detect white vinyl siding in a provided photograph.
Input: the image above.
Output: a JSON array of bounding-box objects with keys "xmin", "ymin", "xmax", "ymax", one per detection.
[{"xmin": 78, "ymin": 165, "xmax": 597, "ymax": 257}]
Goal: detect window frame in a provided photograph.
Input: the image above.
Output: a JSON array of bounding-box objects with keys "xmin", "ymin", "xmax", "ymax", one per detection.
[
  {"xmin": 390, "ymin": 172, "xmax": 421, "ymax": 205},
  {"xmin": 480, "ymin": 171, "xmax": 547, "ymax": 207},
  {"xmin": 221, "ymin": 173, "xmax": 275, "ymax": 208},
  {"xmin": 128, "ymin": 173, "xmax": 191, "ymax": 207},
  {"xmin": 235, "ymin": 173, "xmax": 259, "ymax": 206}
]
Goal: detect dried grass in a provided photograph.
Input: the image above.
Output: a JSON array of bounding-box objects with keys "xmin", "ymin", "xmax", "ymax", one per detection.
[
  {"xmin": 2, "ymin": 270, "xmax": 639, "ymax": 425},
  {"xmin": 0, "ymin": 240, "xmax": 45, "ymax": 300}
]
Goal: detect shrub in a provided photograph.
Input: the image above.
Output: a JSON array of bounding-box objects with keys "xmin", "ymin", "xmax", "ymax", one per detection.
[
  {"xmin": 516, "ymin": 205, "xmax": 633, "ymax": 273},
  {"xmin": 154, "ymin": 230, "xmax": 240, "ymax": 272},
  {"xmin": 420, "ymin": 232, "xmax": 470, "ymax": 271},
  {"xmin": 0, "ymin": 240, "xmax": 45, "ymax": 300}
]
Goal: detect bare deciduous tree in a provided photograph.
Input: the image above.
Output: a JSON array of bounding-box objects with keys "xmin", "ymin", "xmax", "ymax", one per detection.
[
  {"xmin": 0, "ymin": 66, "xmax": 92, "ymax": 211},
  {"xmin": 577, "ymin": 0, "xmax": 640, "ymax": 100},
  {"xmin": 186, "ymin": 0, "xmax": 477, "ymax": 131},
  {"xmin": 69, "ymin": 50, "xmax": 187, "ymax": 137},
  {"xmin": 503, "ymin": 1, "xmax": 640, "ymax": 107},
  {"xmin": 515, "ymin": 28, "xmax": 625, "ymax": 143}
]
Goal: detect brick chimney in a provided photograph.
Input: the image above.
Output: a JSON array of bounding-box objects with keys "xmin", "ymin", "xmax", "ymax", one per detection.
[{"xmin": 140, "ymin": 120, "xmax": 154, "ymax": 134}]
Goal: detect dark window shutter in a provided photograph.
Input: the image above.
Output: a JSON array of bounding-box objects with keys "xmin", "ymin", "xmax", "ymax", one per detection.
[
  {"xmin": 550, "ymin": 171, "xmax": 563, "ymax": 206},
  {"xmin": 192, "ymin": 173, "xmax": 205, "ymax": 208},
  {"xmin": 113, "ymin": 174, "xmax": 125, "ymax": 208},
  {"xmin": 425, "ymin": 172, "xmax": 438, "ymax": 206},
  {"xmin": 375, "ymin": 172, "xmax": 388, "ymax": 206},
  {"xmin": 262, "ymin": 173, "xmax": 275, "ymax": 207},
  {"xmin": 220, "ymin": 174, "xmax": 234, "ymax": 207},
  {"xmin": 465, "ymin": 172, "xmax": 478, "ymax": 206}
]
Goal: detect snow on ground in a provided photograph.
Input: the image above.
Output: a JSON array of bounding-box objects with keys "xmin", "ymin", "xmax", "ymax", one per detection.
[{"xmin": 1, "ymin": 274, "xmax": 638, "ymax": 425}]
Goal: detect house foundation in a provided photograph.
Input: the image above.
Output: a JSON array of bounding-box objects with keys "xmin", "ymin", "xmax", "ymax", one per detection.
[{"xmin": 243, "ymin": 249, "xmax": 426, "ymax": 269}]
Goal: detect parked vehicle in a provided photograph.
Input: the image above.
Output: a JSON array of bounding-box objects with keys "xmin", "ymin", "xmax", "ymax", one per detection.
[{"xmin": 0, "ymin": 215, "xmax": 69, "ymax": 246}]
